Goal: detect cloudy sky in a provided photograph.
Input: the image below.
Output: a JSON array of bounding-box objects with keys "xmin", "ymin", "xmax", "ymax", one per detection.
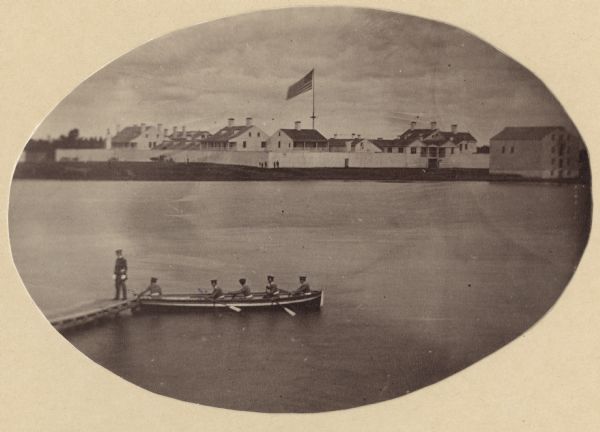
[{"xmin": 33, "ymin": 7, "xmax": 574, "ymax": 144}]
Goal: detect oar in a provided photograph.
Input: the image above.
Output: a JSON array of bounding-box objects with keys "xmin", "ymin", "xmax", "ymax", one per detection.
[
  {"xmin": 198, "ymin": 289, "xmax": 242, "ymax": 313},
  {"xmin": 281, "ymin": 305, "xmax": 296, "ymax": 317},
  {"xmin": 271, "ymin": 289, "xmax": 296, "ymax": 316}
]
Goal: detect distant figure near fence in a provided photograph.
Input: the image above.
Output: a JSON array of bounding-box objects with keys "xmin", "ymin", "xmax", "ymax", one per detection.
[{"xmin": 113, "ymin": 249, "xmax": 128, "ymax": 300}]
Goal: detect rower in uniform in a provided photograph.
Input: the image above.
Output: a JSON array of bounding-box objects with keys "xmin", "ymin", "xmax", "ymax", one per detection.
[
  {"xmin": 293, "ymin": 275, "xmax": 311, "ymax": 295},
  {"xmin": 265, "ymin": 275, "xmax": 280, "ymax": 298},
  {"xmin": 231, "ymin": 278, "xmax": 253, "ymax": 299},
  {"xmin": 140, "ymin": 277, "xmax": 162, "ymax": 297},
  {"xmin": 207, "ymin": 279, "xmax": 224, "ymax": 300}
]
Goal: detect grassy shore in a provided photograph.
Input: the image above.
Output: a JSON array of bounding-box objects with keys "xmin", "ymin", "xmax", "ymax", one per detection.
[{"xmin": 12, "ymin": 161, "xmax": 588, "ymax": 183}]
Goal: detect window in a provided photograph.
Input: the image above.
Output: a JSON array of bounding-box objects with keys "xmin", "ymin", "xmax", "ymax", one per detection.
[
  {"xmin": 399, "ymin": 147, "xmax": 404, "ymax": 153},
  {"xmin": 261, "ymin": 141, "xmax": 266, "ymax": 148},
  {"xmin": 510, "ymin": 146, "xmax": 514, "ymax": 153},
  {"xmin": 552, "ymin": 134, "xmax": 555, "ymax": 140},
  {"xmin": 451, "ymin": 148, "xmax": 455, "ymax": 155},
  {"xmin": 278, "ymin": 132, "xmax": 281, "ymax": 136},
  {"xmin": 502, "ymin": 146, "xmax": 505, "ymax": 154},
  {"xmin": 411, "ymin": 147, "xmax": 417, "ymax": 154},
  {"xmin": 249, "ymin": 132, "xmax": 252, "ymax": 137},
  {"xmin": 258, "ymin": 132, "xmax": 261, "ymax": 137},
  {"xmin": 278, "ymin": 142, "xmax": 281, "ymax": 148},
  {"xmin": 243, "ymin": 141, "xmax": 247, "ymax": 148},
  {"xmin": 439, "ymin": 148, "xmax": 446, "ymax": 157},
  {"xmin": 558, "ymin": 159, "xmax": 563, "ymax": 168},
  {"xmin": 551, "ymin": 146, "xmax": 556, "ymax": 154},
  {"xmin": 460, "ymin": 144, "xmax": 463, "ymax": 151},
  {"xmin": 567, "ymin": 158, "xmax": 571, "ymax": 166},
  {"xmin": 465, "ymin": 144, "xmax": 468, "ymax": 151},
  {"xmin": 420, "ymin": 148, "xmax": 427, "ymax": 157},
  {"xmin": 387, "ymin": 148, "xmax": 392, "ymax": 153},
  {"xmin": 551, "ymin": 158, "xmax": 556, "ymax": 165}
]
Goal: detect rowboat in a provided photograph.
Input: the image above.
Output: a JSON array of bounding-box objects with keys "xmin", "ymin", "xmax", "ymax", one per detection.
[{"xmin": 136, "ymin": 290, "xmax": 323, "ymax": 312}]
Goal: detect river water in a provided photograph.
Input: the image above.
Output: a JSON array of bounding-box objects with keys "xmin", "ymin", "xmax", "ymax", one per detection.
[{"xmin": 8, "ymin": 180, "xmax": 591, "ymax": 412}]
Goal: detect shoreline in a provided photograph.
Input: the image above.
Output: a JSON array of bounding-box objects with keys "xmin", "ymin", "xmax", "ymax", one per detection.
[{"xmin": 12, "ymin": 161, "xmax": 589, "ymax": 184}]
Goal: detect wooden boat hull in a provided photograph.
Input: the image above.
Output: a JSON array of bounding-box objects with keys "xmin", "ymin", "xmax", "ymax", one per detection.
[{"xmin": 137, "ymin": 290, "xmax": 323, "ymax": 312}]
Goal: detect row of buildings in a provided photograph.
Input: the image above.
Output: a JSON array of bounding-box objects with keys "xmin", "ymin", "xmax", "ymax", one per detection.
[{"xmin": 49, "ymin": 117, "xmax": 584, "ymax": 179}]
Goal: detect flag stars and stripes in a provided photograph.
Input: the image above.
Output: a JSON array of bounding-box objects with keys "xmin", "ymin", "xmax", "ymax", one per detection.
[{"xmin": 286, "ymin": 69, "xmax": 314, "ymax": 100}]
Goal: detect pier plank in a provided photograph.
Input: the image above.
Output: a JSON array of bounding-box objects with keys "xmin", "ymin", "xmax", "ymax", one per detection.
[{"xmin": 48, "ymin": 299, "xmax": 139, "ymax": 331}]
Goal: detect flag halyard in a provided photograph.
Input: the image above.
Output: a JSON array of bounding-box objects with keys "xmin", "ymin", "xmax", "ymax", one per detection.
[{"xmin": 286, "ymin": 69, "xmax": 314, "ymax": 100}]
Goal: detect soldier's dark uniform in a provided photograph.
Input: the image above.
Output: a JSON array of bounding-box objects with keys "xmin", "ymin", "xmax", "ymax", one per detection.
[{"xmin": 114, "ymin": 251, "xmax": 128, "ymax": 300}]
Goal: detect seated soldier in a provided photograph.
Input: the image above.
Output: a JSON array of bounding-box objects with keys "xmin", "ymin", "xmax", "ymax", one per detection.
[
  {"xmin": 231, "ymin": 278, "xmax": 253, "ymax": 299},
  {"xmin": 207, "ymin": 279, "xmax": 224, "ymax": 300},
  {"xmin": 265, "ymin": 275, "xmax": 280, "ymax": 298},
  {"xmin": 140, "ymin": 277, "xmax": 162, "ymax": 297},
  {"xmin": 293, "ymin": 275, "xmax": 311, "ymax": 295}
]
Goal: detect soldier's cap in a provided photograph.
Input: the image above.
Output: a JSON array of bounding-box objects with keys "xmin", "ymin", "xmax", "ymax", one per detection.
[
  {"xmin": 211, "ymin": 279, "xmax": 218, "ymax": 283},
  {"xmin": 267, "ymin": 275, "xmax": 274, "ymax": 280},
  {"xmin": 151, "ymin": 277, "xmax": 157, "ymax": 282},
  {"xmin": 299, "ymin": 275, "xmax": 307, "ymax": 280},
  {"xmin": 115, "ymin": 249, "xmax": 123, "ymax": 254},
  {"xmin": 239, "ymin": 278, "xmax": 246, "ymax": 284}
]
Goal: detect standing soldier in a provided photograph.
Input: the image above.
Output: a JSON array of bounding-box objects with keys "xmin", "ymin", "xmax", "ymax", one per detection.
[{"xmin": 113, "ymin": 249, "xmax": 128, "ymax": 300}]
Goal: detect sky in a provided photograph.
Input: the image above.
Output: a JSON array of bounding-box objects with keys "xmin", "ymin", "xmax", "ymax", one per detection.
[{"xmin": 33, "ymin": 7, "xmax": 575, "ymax": 145}]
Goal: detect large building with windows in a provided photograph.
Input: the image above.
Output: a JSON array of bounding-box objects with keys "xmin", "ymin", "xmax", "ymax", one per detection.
[
  {"xmin": 489, "ymin": 126, "xmax": 579, "ymax": 179},
  {"xmin": 199, "ymin": 117, "xmax": 268, "ymax": 151},
  {"xmin": 267, "ymin": 121, "xmax": 328, "ymax": 152},
  {"xmin": 110, "ymin": 123, "xmax": 167, "ymax": 150}
]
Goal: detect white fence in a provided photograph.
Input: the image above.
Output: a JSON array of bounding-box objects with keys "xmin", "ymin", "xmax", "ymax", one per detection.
[{"xmin": 55, "ymin": 148, "xmax": 490, "ymax": 169}]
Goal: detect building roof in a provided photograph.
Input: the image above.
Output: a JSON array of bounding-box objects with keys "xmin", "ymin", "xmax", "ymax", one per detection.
[
  {"xmin": 112, "ymin": 126, "xmax": 142, "ymax": 144},
  {"xmin": 439, "ymin": 131, "xmax": 477, "ymax": 143},
  {"xmin": 327, "ymin": 138, "xmax": 351, "ymax": 147},
  {"xmin": 281, "ymin": 129, "xmax": 327, "ymax": 143},
  {"xmin": 490, "ymin": 126, "xmax": 566, "ymax": 141},
  {"xmin": 395, "ymin": 128, "xmax": 477, "ymax": 147},
  {"xmin": 203, "ymin": 125, "xmax": 252, "ymax": 142},
  {"xmin": 368, "ymin": 138, "xmax": 398, "ymax": 149}
]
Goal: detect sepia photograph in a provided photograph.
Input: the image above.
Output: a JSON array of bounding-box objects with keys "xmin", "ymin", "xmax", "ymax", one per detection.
[{"xmin": 2, "ymin": 0, "xmax": 599, "ymax": 427}]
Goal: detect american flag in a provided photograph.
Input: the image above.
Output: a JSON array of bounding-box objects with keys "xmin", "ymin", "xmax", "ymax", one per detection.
[{"xmin": 286, "ymin": 69, "xmax": 314, "ymax": 100}]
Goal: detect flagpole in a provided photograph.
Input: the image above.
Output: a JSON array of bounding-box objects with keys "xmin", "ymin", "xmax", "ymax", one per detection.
[{"xmin": 311, "ymin": 68, "xmax": 316, "ymax": 129}]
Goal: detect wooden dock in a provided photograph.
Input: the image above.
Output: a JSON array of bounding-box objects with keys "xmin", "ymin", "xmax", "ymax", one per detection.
[{"xmin": 47, "ymin": 298, "xmax": 139, "ymax": 332}]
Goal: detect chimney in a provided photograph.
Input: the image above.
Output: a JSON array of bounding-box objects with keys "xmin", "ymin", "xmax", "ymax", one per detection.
[
  {"xmin": 106, "ymin": 128, "xmax": 112, "ymax": 149},
  {"xmin": 246, "ymin": 117, "xmax": 253, "ymax": 126},
  {"xmin": 173, "ymin": 126, "xmax": 178, "ymax": 135},
  {"xmin": 333, "ymin": 133, "xmax": 338, "ymax": 138},
  {"xmin": 228, "ymin": 118, "xmax": 235, "ymax": 127},
  {"xmin": 157, "ymin": 123, "xmax": 162, "ymax": 135},
  {"xmin": 410, "ymin": 121, "xmax": 416, "ymax": 130},
  {"xmin": 377, "ymin": 137, "xmax": 383, "ymax": 140},
  {"xmin": 351, "ymin": 133, "xmax": 356, "ymax": 139},
  {"xmin": 295, "ymin": 121, "xmax": 301, "ymax": 130},
  {"xmin": 116, "ymin": 124, "xmax": 121, "ymax": 133},
  {"xmin": 182, "ymin": 125, "xmax": 186, "ymax": 134},
  {"xmin": 357, "ymin": 134, "xmax": 361, "ymax": 139},
  {"xmin": 430, "ymin": 121, "xmax": 437, "ymax": 130},
  {"xmin": 164, "ymin": 128, "xmax": 168, "ymax": 137},
  {"xmin": 451, "ymin": 124, "xmax": 458, "ymax": 134},
  {"xmin": 141, "ymin": 122, "xmax": 146, "ymax": 131}
]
